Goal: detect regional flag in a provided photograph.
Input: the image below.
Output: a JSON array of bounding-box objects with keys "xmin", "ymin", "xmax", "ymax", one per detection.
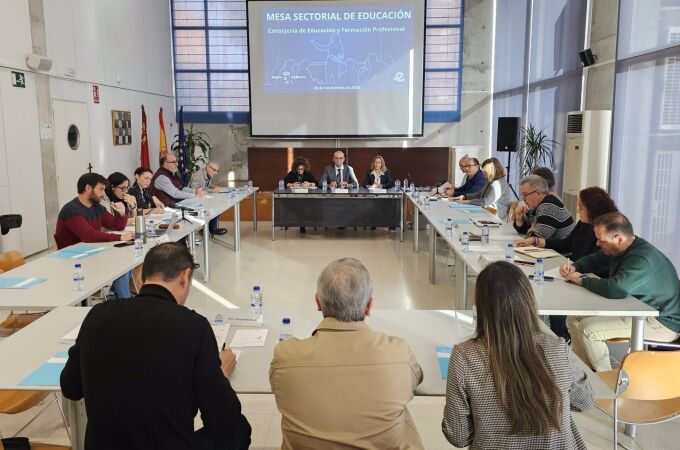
[
  {"xmin": 159, "ymin": 107, "xmax": 168, "ymax": 158},
  {"xmin": 140, "ymin": 105, "xmax": 150, "ymax": 168}
]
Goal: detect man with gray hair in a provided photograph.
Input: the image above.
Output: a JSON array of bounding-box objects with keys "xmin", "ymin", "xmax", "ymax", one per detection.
[
  {"xmin": 189, "ymin": 161, "xmax": 227, "ymax": 236},
  {"xmin": 270, "ymin": 258, "xmax": 424, "ymax": 450},
  {"xmin": 512, "ymin": 174, "xmax": 575, "ymax": 241}
]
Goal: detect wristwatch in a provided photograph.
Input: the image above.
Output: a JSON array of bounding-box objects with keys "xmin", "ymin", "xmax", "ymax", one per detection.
[{"xmin": 579, "ymin": 273, "xmax": 590, "ymax": 281}]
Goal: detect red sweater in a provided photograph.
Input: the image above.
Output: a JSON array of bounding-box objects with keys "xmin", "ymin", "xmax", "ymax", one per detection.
[{"xmin": 54, "ymin": 198, "xmax": 127, "ymax": 249}]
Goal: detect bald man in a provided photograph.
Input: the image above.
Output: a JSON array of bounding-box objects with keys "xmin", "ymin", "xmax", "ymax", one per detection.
[{"xmin": 319, "ymin": 151, "xmax": 359, "ymax": 189}]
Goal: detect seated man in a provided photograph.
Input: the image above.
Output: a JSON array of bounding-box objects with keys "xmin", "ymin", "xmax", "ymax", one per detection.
[
  {"xmin": 562, "ymin": 212, "xmax": 680, "ymax": 371},
  {"xmin": 449, "ymin": 157, "xmax": 485, "ymax": 198},
  {"xmin": 151, "ymin": 153, "xmax": 206, "ymax": 207},
  {"xmin": 512, "ymin": 174, "xmax": 575, "ymax": 240},
  {"xmin": 270, "ymin": 258, "xmax": 424, "ymax": 450},
  {"xmin": 61, "ymin": 242, "xmax": 251, "ymax": 450},
  {"xmin": 319, "ymin": 150, "xmax": 359, "ymax": 189},
  {"xmin": 54, "ymin": 172, "xmax": 134, "ymax": 298},
  {"xmin": 189, "ymin": 160, "xmax": 227, "ymax": 236}
]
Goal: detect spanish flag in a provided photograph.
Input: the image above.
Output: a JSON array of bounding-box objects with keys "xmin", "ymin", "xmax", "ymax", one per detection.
[{"xmin": 159, "ymin": 107, "xmax": 168, "ymax": 158}]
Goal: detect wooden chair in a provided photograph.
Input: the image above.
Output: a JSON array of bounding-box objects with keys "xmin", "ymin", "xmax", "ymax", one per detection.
[
  {"xmin": 595, "ymin": 350, "xmax": 680, "ymax": 449},
  {"xmin": 0, "ymin": 390, "xmax": 70, "ymax": 445},
  {"xmin": 0, "ymin": 251, "xmax": 24, "ymax": 273}
]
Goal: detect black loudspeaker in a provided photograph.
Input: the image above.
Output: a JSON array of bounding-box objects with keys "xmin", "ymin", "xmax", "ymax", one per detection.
[
  {"xmin": 497, "ymin": 117, "xmax": 520, "ymax": 153},
  {"xmin": 578, "ymin": 48, "xmax": 596, "ymax": 67}
]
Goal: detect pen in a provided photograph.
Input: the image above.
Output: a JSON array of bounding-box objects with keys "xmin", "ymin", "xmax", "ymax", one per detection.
[
  {"xmin": 515, "ymin": 260, "xmax": 533, "ymax": 267},
  {"xmin": 221, "ymin": 343, "xmax": 226, "ymax": 351}
]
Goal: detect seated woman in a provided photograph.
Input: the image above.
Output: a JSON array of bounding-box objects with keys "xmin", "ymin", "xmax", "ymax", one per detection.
[
  {"xmin": 442, "ymin": 261, "xmax": 593, "ymax": 449},
  {"xmin": 515, "ymin": 187, "xmax": 618, "ymax": 341},
  {"xmin": 128, "ymin": 167, "xmax": 165, "ymax": 213},
  {"xmin": 363, "ymin": 155, "xmax": 393, "ymax": 189},
  {"xmin": 101, "ymin": 172, "xmax": 137, "ymax": 225},
  {"xmin": 284, "ymin": 157, "xmax": 318, "ymax": 188},
  {"xmin": 453, "ymin": 157, "xmax": 513, "ymax": 219}
]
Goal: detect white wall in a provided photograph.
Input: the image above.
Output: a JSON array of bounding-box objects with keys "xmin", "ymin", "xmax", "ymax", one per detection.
[{"xmin": 0, "ymin": 0, "xmax": 175, "ymax": 255}]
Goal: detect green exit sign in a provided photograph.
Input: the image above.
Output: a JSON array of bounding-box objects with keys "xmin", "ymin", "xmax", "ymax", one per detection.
[{"xmin": 11, "ymin": 71, "xmax": 25, "ymax": 88}]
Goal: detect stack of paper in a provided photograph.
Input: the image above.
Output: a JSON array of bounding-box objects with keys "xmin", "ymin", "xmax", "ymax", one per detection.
[
  {"xmin": 230, "ymin": 329, "xmax": 268, "ymax": 347},
  {"xmin": 514, "ymin": 246, "xmax": 561, "ymax": 259}
]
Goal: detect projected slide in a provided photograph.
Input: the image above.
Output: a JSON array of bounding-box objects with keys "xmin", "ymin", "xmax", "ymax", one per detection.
[{"xmin": 263, "ymin": 7, "xmax": 414, "ymax": 94}]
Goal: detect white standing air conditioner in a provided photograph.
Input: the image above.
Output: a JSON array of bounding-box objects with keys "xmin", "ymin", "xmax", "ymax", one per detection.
[{"xmin": 562, "ymin": 110, "xmax": 612, "ymax": 217}]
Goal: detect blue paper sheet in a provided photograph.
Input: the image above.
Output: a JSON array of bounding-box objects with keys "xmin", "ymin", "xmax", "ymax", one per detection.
[
  {"xmin": 437, "ymin": 218, "xmax": 471, "ymax": 225},
  {"xmin": 0, "ymin": 277, "xmax": 47, "ymax": 289},
  {"xmin": 49, "ymin": 244, "xmax": 108, "ymax": 260},
  {"xmin": 449, "ymin": 204, "xmax": 484, "ymax": 210},
  {"xmin": 19, "ymin": 352, "xmax": 69, "ymax": 386},
  {"xmin": 437, "ymin": 346, "xmax": 454, "ymax": 379}
]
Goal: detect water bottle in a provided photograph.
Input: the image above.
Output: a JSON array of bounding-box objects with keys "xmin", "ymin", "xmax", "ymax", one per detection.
[
  {"xmin": 279, "ymin": 317, "xmax": 292, "ymax": 342},
  {"xmin": 72, "ymin": 263, "xmax": 84, "ymax": 292},
  {"xmin": 248, "ymin": 180, "xmax": 253, "ymax": 190},
  {"xmin": 394, "ymin": 179, "xmax": 400, "ymax": 191},
  {"xmin": 257, "ymin": 286, "xmax": 264, "ymax": 315},
  {"xmin": 134, "ymin": 236, "xmax": 144, "ymax": 260},
  {"xmin": 135, "ymin": 208, "xmax": 146, "ymax": 244},
  {"xmin": 505, "ymin": 243, "xmax": 515, "ymax": 263},
  {"xmin": 198, "ymin": 203, "xmax": 205, "ymax": 220},
  {"xmin": 250, "ymin": 286, "xmax": 263, "ymax": 316},
  {"xmin": 461, "ymin": 231, "xmax": 470, "ymax": 252},
  {"xmin": 146, "ymin": 219, "xmax": 155, "ymax": 239},
  {"xmin": 278, "ymin": 180, "xmax": 285, "ymax": 190},
  {"xmin": 410, "ymin": 184, "xmax": 416, "ymax": 195},
  {"xmin": 322, "ymin": 179, "xmax": 328, "ymax": 191},
  {"xmin": 404, "ymin": 179, "xmax": 409, "ymax": 189},
  {"xmin": 446, "ymin": 218, "xmax": 453, "ymax": 233},
  {"xmin": 534, "ymin": 257, "xmax": 544, "ymax": 284},
  {"xmin": 423, "ymin": 196, "xmax": 430, "ymax": 210},
  {"xmin": 481, "ymin": 225, "xmax": 490, "ymax": 245}
]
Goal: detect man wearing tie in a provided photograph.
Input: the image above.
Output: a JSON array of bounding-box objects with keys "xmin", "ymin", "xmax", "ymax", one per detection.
[{"xmin": 320, "ymin": 150, "xmax": 358, "ymax": 189}]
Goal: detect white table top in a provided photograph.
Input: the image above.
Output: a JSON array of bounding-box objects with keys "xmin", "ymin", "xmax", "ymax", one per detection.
[
  {"xmin": 0, "ymin": 217, "xmax": 201, "ymax": 310},
  {"xmin": 178, "ymin": 187, "xmax": 258, "ymax": 216},
  {"xmin": 0, "ymin": 305, "xmax": 611, "ymax": 400},
  {"xmin": 407, "ymin": 193, "xmax": 658, "ymax": 317}
]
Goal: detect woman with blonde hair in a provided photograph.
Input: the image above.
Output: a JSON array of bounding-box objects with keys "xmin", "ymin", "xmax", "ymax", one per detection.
[
  {"xmin": 363, "ymin": 155, "xmax": 393, "ymax": 188},
  {"xmin": 453, "ymin": 157, "xmax": 513, "ymax": 219},
  {"xmin": 442, "ymin": 261, "xmax": 593, "ymax": 449}
]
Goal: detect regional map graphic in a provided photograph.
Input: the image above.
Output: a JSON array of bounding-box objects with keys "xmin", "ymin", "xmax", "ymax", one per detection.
[{"xmin": 262, "ymin": 6, "xmax": 415, "ymax": 94}]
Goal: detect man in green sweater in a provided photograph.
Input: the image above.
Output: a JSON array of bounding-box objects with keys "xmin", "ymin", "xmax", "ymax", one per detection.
[{"xmin": 560, "ymin": 212, "xmax": 680, "ymax": 371}]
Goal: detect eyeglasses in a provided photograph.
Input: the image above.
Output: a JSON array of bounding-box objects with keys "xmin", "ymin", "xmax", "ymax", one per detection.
[
  {"xmin": 520, "ymin": 190, "xmax": 537, "ymax": 200},
  {"xmin": 208, "ymin": 165, "xmax": 219, "ymax": 172},
  {"xmin": 461, "ymin": 164, "xmax": 477, "ymax": 168},
  {"xmin": 115, "ymin": 185, "xmax": 129, "ymax": 192},
  {"xmin": 165, "ymin": 160, "xmax": 178, "ymax": 165}
]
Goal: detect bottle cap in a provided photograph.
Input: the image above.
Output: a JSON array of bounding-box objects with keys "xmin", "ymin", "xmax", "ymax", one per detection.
[
  {"xmin": 282, "ymin": 318, "xmax": 290, "ymax": 324},
  {"xmin": 75, "ymin": 263, "xmax": 82, "ymax": 268},
  {"xmin": 253, "ymin": 286, "xmax": 260, "ymax": 291}
]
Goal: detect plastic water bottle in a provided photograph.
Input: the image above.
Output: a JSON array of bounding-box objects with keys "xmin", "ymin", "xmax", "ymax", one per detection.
[
  {"xmin": 481, "ymin": 225, "xmax": 490, "ymax": 245},
  {"xmin": 534, "ymin": 257, "xmax": 544, "ymax": 284},
  {"xmin": 278, "ymin": 180, "xmax": 285, "ymax": 190},
  {"xmin": 279, "ymin": 318, "xmax": 292, "ymax": 342},
  {"xmin": 197, "ymin": 204, "xmax": 205, "ymax": 220},
  {"xmin": 446, "ymin": 218, "xmax": 453, "ymax": 233},
  {"xmin": 248, "ymin": 180, "xmax": 253, "ymax": 190},
  {"xmin": 250, "ymin": 286, "xmax": 263, "ymax": 316},
  {"xmin": 461, "ymin": 231, "xmax": 470, "ymax": 252},
  {"xmin": 410, "ymin": 184, "xmax": 416, "ymax": 195},
  {"xmin": 404, "ymin": 179, "xmax": 409, "ymax": 189},
  {"xmin": 72, "ymin": 263, "xmax": 84, "ymax": 291},
  {"xmin": 322, "ymin": 180, "xmax": 328, "ymax": 191},
  {"xmin": 146, "ymin": 219, "xmax": 155, "ymax": 239},
  {"xmin": 505, "ymin": 243, "xmax": 515, "ymax": 263},
  {"xmin": 134, "ymin": 236, "xmax": 144, "ymax": 260},
  {"xmin": 423, "ymin": 196, "xmax": 430, "ymax": 210},
  {"xmin": 394, "ymin": 179, "xmax": 400, "ymax": 191}
]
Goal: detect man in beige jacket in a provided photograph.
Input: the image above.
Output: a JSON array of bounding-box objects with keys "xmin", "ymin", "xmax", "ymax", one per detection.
[{"xmin": 269, "ymin": 258, "xmax": 424, "ymax": 450}]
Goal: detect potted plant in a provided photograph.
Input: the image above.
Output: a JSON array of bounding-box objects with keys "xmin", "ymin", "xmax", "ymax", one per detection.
[
  {"xmin": 516, "ymin": 124, "xmax": 557, "ymax": 178},
  {"xmin": 171, "ymin": 124, "xmax": 210, "ymax": 176}
]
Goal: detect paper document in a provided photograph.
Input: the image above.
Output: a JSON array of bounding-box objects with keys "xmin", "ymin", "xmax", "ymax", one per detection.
[
  {"xmin": 61, "ymin": 325, "xmax": 81, "ymax": 342},
  {"xmin": 19, "ymin": 352, "xmax": 69, "ymax": 386},
  {"xmin": 230, "ymin": 329, "xmax": 268, "ymax": 347},
  {"xmin": 544, "ymin": 267, "xmax": 565, "ymax": 279},
  {"xmin": 211, "ymin": 324, "xmax": 231, "ymax": 350},
  {"xmin": 514, "ymin": 246, "xmax": 561, "ymax": 259}
]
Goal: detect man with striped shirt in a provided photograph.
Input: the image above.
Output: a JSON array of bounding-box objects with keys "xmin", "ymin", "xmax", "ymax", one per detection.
[{"xmin": 512, "ymin": 174, "xmax": 575, "ymax": 240}]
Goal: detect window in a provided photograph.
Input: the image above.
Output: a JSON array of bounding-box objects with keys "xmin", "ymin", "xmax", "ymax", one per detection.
[{"xmin": 171, "ymin": 0, "xmax": 464, "ymax": 123}]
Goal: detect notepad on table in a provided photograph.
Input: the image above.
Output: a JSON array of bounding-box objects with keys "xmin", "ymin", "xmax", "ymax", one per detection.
[
  {"xmin": 0, "ymin": 277, "xmax": 47, "ymax": 289},
  {"xmin": 436, "ymin": 346, "xmax": 454, "ymax": 379},
  {"xmin": 514, "ymin": 246, "xmax": 561, "ymax": 259},
  {"xmin": 230, "ymin": 328, "xmax": 268, "ymax": 347},
  {"xmin": 19, "ymin": 352, "xmax": 69, "ymax": 386}
]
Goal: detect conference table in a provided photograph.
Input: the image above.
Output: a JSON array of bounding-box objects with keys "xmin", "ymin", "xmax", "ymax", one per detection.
[
  {"xmin": 271, "ymin": 187, "xmax": 404, "ymax": 240},
  {"xmin": 404, "ymin": 192, "xmax": 658, "ymax": 355},
  {"xmin": 0, "ymin": 304, "xmax": 613, "ymax": 450},
  {"xmin": 177, "ymin": 186, "xmax": 259, "ymax": 282},
  {"xmin": 0, "ymin": 215, "xmax": 202, "ymax": 310}
]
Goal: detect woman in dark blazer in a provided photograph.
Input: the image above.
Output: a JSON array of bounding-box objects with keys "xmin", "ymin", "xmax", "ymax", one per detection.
[
  {"xmin": 284, "ymin": 156, "xmax": 317, "ymax": 188},
  {"xmin": 363, "ymin": 155, "xmax": 393, "ymax": 188}
]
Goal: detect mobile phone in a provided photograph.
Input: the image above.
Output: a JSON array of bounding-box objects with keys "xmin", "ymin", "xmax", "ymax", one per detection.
[
  {"xmin": 529, "ymin": 275, "xmax": 554, "ymax": 282},
  {"xmin": 113, "ymin": 241, "xmax": 135, "ymax": 248}
]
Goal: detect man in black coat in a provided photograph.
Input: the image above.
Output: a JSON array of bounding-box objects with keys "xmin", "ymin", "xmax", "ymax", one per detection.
[{"xmin": 61, "ymin": 242, "xmax": 251, "ymax": 450}]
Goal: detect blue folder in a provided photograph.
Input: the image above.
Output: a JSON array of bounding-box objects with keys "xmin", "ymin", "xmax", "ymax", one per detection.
[
  {"xmin": 437, "ymin": 218, "xmax": 471, "ymax": 225},
  {"xmin": 19, "ymin": 352, "xmax": 69, "ymax": 386},
  {"xmin": 49, "ymin": 244, "xmax": 108, "ymax": 260},
  {"xmin": 437, "ymin": 346, "xmax": 454, "ymax": 379},
  {"xmin": 0, "ymin": 277, "xmax": 47, "ymax": 289}
]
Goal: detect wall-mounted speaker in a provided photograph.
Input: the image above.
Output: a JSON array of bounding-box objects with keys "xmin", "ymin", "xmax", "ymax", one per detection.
[
  {"xmin": 497, "ymin": 117, "xmax": 520, "ymax": 153},
  {"xmin": 26, "ymin": 53, "xmax": 53, "ymax": 71},
  {"xmin": 578, "ymin": 48, "xmax": 597, "ymax": 67}
]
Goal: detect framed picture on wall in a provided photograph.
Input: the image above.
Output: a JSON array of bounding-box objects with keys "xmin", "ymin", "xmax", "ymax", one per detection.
[{"xmin": 111, "ymin": 110, "xmax": 132, "ymax": 145}]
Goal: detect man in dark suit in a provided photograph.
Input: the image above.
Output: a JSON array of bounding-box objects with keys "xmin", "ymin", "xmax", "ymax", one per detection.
[
  {"xmin": 319, "ymin": 150, "xmax": 359, "ymax": 188},
  {"xmin": 451, "ymin": 157, "xmax": 486, "ymax": 197},
  {"xmin": 61, "ymin": 242, "xmax": 251, "ymax": 450}
]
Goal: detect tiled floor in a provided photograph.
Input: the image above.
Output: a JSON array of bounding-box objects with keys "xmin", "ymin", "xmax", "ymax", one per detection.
[{"xmin": 1, "ymin": 222, "xmax": 677, "ymax": 448}]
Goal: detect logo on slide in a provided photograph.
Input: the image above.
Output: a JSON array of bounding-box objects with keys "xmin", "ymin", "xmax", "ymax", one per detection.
[{"xmin": 393, "ymin": 72, "xmax": 405, "ymax": 82}]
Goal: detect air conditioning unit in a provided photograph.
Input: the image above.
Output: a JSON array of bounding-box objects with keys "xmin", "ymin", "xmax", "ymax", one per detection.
[{"xmin": 562, "ymin": 110, "xmax": 612, "ymax": 217}]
